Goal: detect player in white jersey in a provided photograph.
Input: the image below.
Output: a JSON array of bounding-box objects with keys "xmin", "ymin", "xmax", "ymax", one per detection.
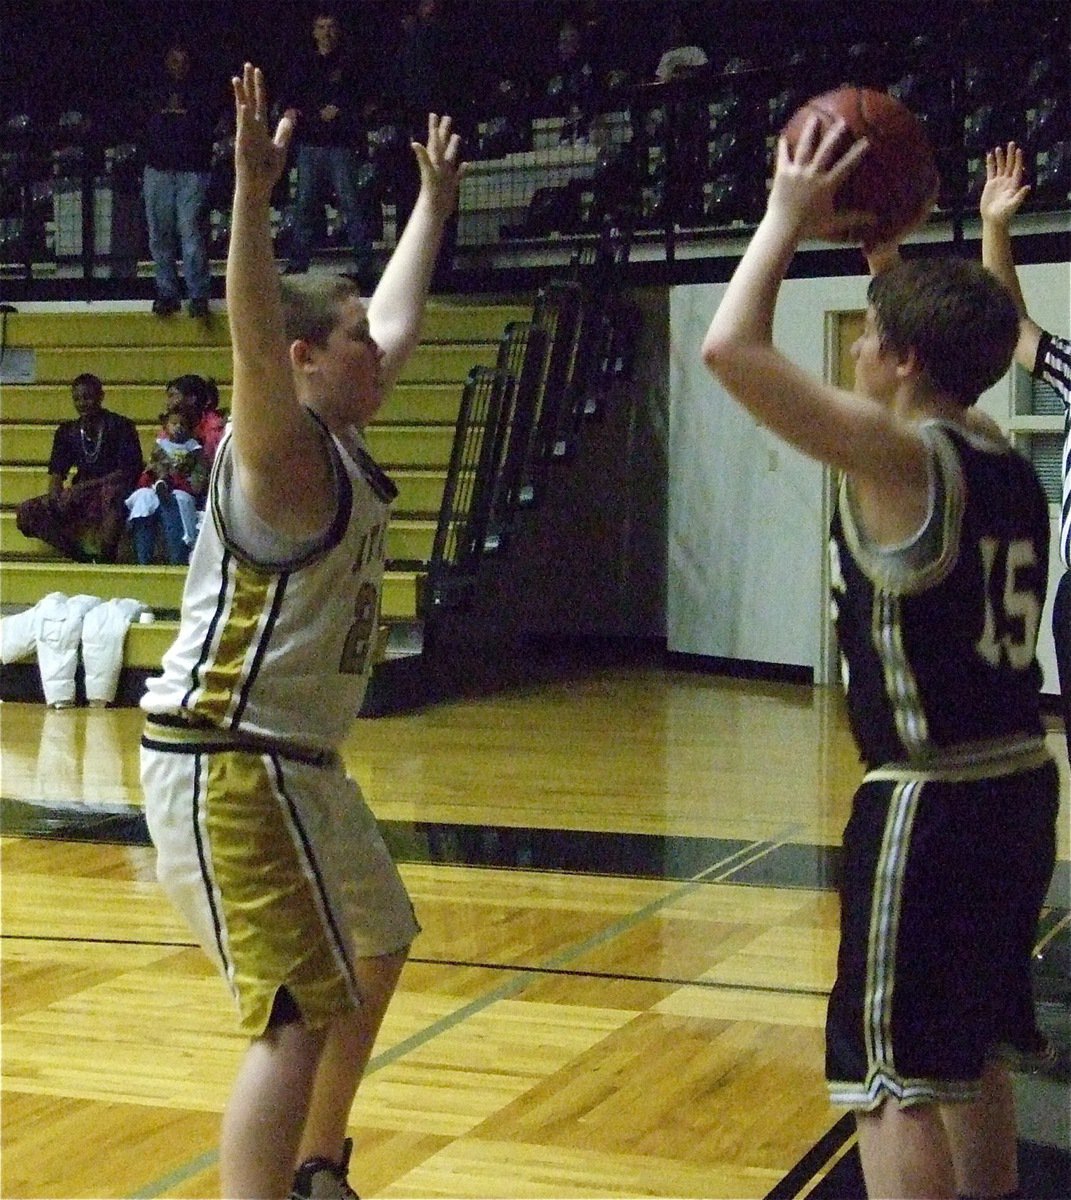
[
  {"xmin": 139, "ymin": 64, "xmax": 464, "ymax": 1199},
  {"xmin": 980, "ymin": 140, "xmax": 1071, "ymax": 767},
  {"xmin": 701, "ymin": 120, "xmax": 1057, "ymax": 1199}
]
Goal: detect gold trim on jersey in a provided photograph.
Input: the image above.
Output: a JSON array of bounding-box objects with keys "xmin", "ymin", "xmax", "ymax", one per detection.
[
  {"xmin": 829, "ymin": 1072, "xmax": 979, "ymax": 1110},
  {"xmin": 862, "ymin": 735, "xmax": 1052, "ymax": 783},
  {"xmin": 873, "ymin": 591, "xmax": 929, "ymax": 752},
  {"xmin": 829, "ymin": 736, "xmax": 1053, "ymax": 1111},
  {"xmin": 839, "ymin": 423, "xmax": 965, "ymax": 598},
  {"xmin": 199, "ymin": 750, "xmax": 361, "ymax": 1035},
  {"xmin": 186, "ymin": 555, "xmax": 284, "ymax": 727},
  {"xmin": 866, "ymin": 779, "xmax": 919, "ymax": 1077},
  {"xmin": 830, "ymin": 777, "xmax": 982, "ymax": 1112}
]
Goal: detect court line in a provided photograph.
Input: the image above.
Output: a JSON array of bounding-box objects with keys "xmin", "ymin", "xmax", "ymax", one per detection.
[
  {"xmin": 794, "ymin": 1130, "xmax": 860, "ymax": 1200},
  {"xmin": 355, "ymin": 828, "xmax": 808, "ymax": 1075},
  {"xmin": 762, "ymin": 1112, "xmax": 855, "ymax": 1200},
  {"xmin": 1, "ymin": 933, "xmax": 197, "ymax": 948},
  {"xmin": 129, "ymin": 829, "xmax": 803, "ymax": 1198},
  {"xmin": 0, "ymin": 938, "xmax": 831, "ymax": 997},
  {"xmin": 77, "ymin": 824, "xmax": 1071, "ymax": 1198},
  {"xmin": 408, "ymin": 956, "xmax": 832, "ymax": 998},
  {"xmin": 1035, "ymin": 909, "xmax": 1071, "ymax": 956}
]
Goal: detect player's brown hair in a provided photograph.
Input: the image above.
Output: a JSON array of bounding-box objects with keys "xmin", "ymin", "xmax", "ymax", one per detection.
[{"xmin": 867, "ymin": 257, "xmax": 1019, "ymax": 407}]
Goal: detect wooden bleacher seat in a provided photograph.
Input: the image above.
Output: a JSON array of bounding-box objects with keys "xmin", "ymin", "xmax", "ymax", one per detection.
[{"xmin": 1, "ymin": 300, "xmax": 530, "ymax": 703}]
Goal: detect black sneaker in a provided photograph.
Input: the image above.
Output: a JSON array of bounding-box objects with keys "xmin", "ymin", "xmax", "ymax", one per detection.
[
  {"xmin": 187, "ymin": 297, "xmax": 210, "ymax": 319},
  {"xmin": 151, "ymin": 296, "xmax": 181, "ymax": 317},
  {"xmin": 290, "ymin": 1137, "xmax": 358, "ymax": 1200}
]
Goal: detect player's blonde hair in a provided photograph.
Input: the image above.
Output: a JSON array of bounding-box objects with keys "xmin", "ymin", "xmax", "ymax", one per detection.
[{"xmin": 280, "ymin": 275, "xmax": 362, "ymax": 347}]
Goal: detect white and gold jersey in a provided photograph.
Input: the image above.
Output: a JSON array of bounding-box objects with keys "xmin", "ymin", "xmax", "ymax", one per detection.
[{"xmin": 141, "ymin": 418, "xmax": 396, "ymax": 752}]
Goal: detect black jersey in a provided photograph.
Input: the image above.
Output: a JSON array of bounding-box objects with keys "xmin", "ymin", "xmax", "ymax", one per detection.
[{"xmin": 829, "ymin": 421, "xmax": 1049, "ymax": 769}]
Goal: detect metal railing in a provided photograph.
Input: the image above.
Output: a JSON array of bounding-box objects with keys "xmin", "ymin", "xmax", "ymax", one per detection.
[
  {"xmin": 421, "ymin": 235, "xmax": 641, "ymax": 616},
  {"xmin": 422, "ymin": 365, "xmax": 517, "ymax": 614},
  {"xmin": 3, "ymin": 36, "xmax": 1067, "ymax": 296}
]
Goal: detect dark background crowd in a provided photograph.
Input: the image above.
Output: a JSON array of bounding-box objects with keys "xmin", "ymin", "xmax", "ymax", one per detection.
[
  {"xmin": 3, "ymin": 0, "xmax": 1064, "ymax": 142},
  {"xmin": 0, "ymin": 0, "xmax": 1067, "ymax": 276}
]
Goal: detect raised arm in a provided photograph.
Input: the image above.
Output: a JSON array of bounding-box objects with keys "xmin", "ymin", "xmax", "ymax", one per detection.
[
  {"xmin": 226, "ymin": 64, "xmax": 335, "ymax": 537},
  {"xmin": 700, "ymin": 119, "xmax": 927, "ymax": 494},
  {"xmin": 980, "ymin": 141, "xmax": 1042, "ymax": 372},
  {"xmin": 367, "ymin": 113, "xmax": 465, "ymax": 393}
]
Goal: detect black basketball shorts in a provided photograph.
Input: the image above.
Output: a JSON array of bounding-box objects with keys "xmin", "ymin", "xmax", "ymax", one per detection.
[{"xmin": 825, "ymin": 755, "xmax": 1058, "ymax": 1110}]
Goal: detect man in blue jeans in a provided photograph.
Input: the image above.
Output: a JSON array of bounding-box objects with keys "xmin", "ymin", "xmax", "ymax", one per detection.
[
  {"xmin": 142, "ymin": 44, "xmax": 220, "ymax": 318},
  {"xmin": 281, "ymin": 11, "xmax": 377, "ymax": 291}
]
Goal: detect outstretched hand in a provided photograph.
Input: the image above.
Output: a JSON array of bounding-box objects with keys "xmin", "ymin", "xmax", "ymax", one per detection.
[
  {"xmin": 769, "ymin": 116, "xmax": 873, "ymax": 241},
  {"xmin": 232, "ymin": 64, "xmax": 294, "ymax": 200},
  {"xmin": 411, "ymin": 113, "xmax": 467, "ymax": 219},
  {"xmin": 980, "ymin": 141, "xmax": 1031, "ymax": 226}
]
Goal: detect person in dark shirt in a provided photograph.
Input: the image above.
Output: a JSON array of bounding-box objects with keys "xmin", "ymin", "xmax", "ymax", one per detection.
[
  {"xmin": 387, "ymin": 1, "xmax": 456, "ymax": 278},
  {"xmin": 16, "ymin": 373, "xmax": 144, "ymax": 562},
  {"xmin": 281, "ymin": 10, "xmax": 377, "ymax": 290},
  {"xmin": 393, "ymin": 0, "xmax": 450, "ymax": 131},
  {"xmin": 541, "ymin": 17, "xmax": 598, "ymax": 140},
  {"xmin": 142, "ymin": 43, "xmax": 220, "ymax": 318}
]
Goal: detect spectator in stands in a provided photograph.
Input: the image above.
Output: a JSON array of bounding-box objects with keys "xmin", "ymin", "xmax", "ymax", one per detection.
[
  {"xmin": 392, "ymin": 0, "xmax": 451, "ymax": 132},
  {"xmin": 541, "ymin": 17, "xmax": 598, "ymax": 142},
  {"xmin": 388, "ymin": 0, "xmax": 455, "ymax": 264},
  {"xmin": 165, "ymin": 373, "xmax": 226, "ymax": 469},
  {"xmin": 15, "ymin": 374, "xmax": 143, "ymax": 563},
  {"xmin": 653, "ymin": 13, "xmax": 709, "ymax": 83},
  {"xmin": 281, "ymin": 10, "xmax": 378, "ymax": 291},
  {"xmin": 126, "ymin": 405, "xmax": 206, "ymax": 565},
  {"xmin": 142, "ymin": 42, "xmax": 220, "ymax": 319},
  {"xmin": 651, "ymin": 11, "xmax": 710, "ymax": 224}
]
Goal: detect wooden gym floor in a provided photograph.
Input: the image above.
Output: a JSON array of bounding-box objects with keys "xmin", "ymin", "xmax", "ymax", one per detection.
[{"xmin": 2, "ymin": 665, "xmax": 1069, "ymax": 1198}]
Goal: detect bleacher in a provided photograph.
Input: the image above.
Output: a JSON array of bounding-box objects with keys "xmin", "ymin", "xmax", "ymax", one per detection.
[{"xmin": 0, "ymin": 300, "xmax": 531, "ymax": 703}]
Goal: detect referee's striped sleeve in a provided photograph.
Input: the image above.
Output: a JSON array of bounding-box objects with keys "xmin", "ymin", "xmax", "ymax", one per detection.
[{"xmin": 1036, "ymin": 332, "xmax": 1071, "ymax": 570}]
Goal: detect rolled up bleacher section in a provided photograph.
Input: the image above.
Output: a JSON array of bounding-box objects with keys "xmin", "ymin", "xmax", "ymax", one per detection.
[
  {"xmin": 0, "ymin": 301, "xmax": 538, "ymax": 710},
  {"xmin": 410, "ymin": 254, "xmax": 648, "ymax": 710}
]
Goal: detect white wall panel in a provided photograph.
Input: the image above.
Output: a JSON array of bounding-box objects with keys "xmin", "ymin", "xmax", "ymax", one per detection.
[{"xmin": 668, "ymin": 260, "xmax": 1069, "ymax": 694}]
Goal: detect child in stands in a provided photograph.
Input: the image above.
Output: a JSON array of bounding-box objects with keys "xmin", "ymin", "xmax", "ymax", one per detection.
[{"xmin": 125, "ymin": 406, "xmax": 206, "ymax": 564}]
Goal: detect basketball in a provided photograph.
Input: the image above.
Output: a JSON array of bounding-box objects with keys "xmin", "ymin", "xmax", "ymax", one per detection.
[{"xmin": 780, "ymin": 86, "xmax": 939, "ymax": 245}]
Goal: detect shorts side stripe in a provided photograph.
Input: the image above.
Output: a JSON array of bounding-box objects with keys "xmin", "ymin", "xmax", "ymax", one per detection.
[
  {"xmin": 267, "ymin": 755, "xmax": 360, "ymax": 1003},
  {"xmin": 190, "ymin": 752, "xmax": 236, "ymax": 995},
  {"xmin": 866, "ymin": 779, "xmax": 923, "ymax": 1074}
]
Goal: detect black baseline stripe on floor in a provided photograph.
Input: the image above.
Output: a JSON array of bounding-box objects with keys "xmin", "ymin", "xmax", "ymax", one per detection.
[
  {"xmin": 763, "ymin": 1112, "xmax": 856, "ymax": 1200},
  {"xmin": 3, "ymin": 796, "xmax": 1069, "ymax": 908}
]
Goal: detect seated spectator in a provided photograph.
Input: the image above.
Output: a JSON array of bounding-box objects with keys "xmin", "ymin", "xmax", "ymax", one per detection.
[
  {"xmin": 165, "ymin": 373, "xmax": 226, "ymax": 468},
  {"xmin": 653, "ymin": 14, "xmax": 709, "ymax": 83},
  {"xmin": 125, "ymin": 406, "xmax": 206, "ymax": 565},
  {"xmin": 649, "ymin": 13, "xmax": 710, "ymax": 224},
  {"xmin": 15, "ymin": 373, "xmax": 143, "ymax": 563}
]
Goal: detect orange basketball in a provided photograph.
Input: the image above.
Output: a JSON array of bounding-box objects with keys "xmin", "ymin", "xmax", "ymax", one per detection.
[{"xmin": 781, "ymin": 86, "xmax": 939, "ymax": 244}]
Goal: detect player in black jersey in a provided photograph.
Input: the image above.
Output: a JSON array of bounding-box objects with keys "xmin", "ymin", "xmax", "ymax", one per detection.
[{"xmin": 701, "ymin": 118, "xmax": 1058, "ymax": 1199}]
